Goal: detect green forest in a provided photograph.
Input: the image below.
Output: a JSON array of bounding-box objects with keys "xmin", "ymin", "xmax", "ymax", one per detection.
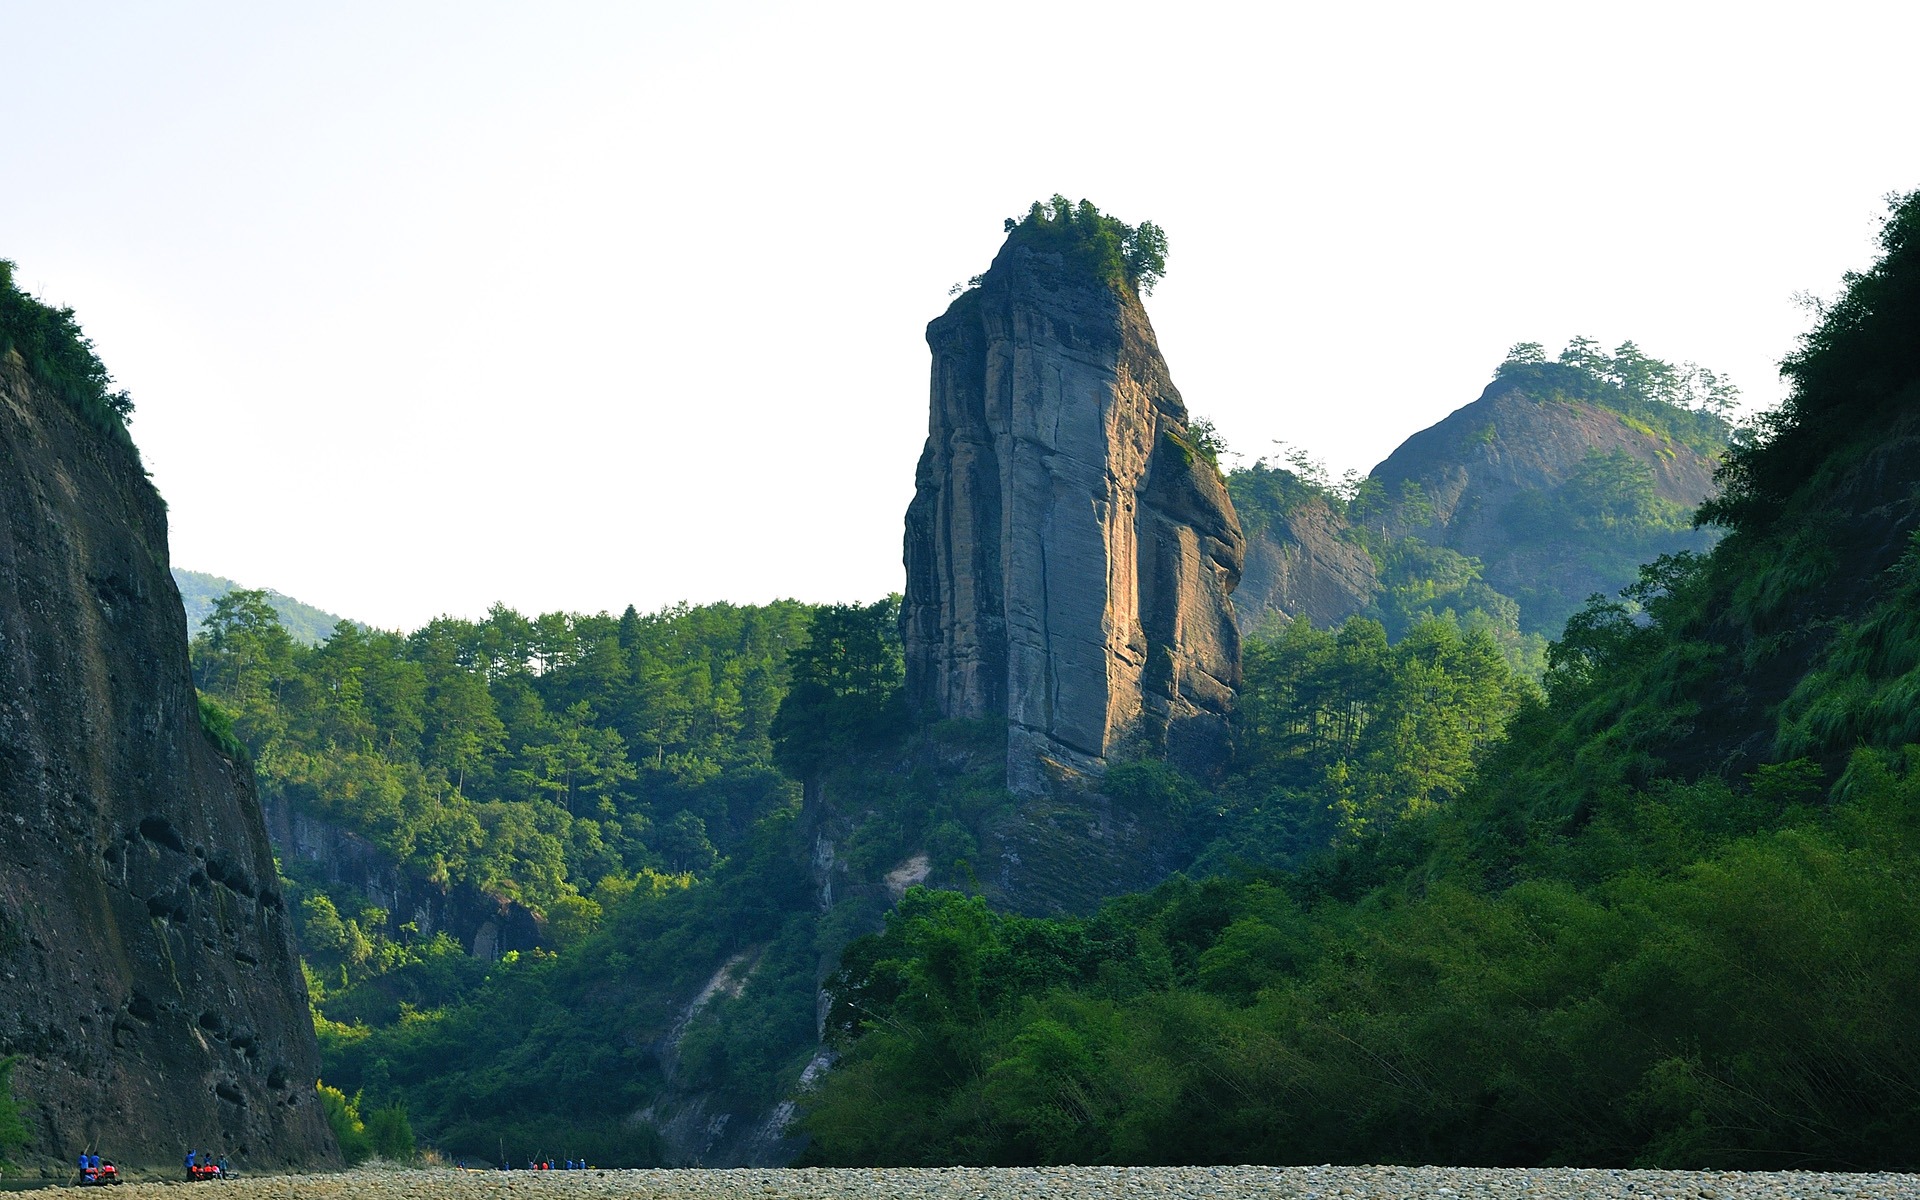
[
  {"xmin": 177, "ymin": 189, "xmax": 1920, "ymax": 1172},
  {"xmin": 797, "ymin": 190, "xmax": 1920, "ymax": 1169},
  {"xmin": 193, "ymin": 595, "xmax": 1533, "ymax": 1163}
]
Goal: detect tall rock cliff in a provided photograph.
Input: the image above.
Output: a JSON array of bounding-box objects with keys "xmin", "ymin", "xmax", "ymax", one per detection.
[
  {"xmin": 0, "ymin": 344, "xmax": 335, "ymax": 1167},
  {"xmin": 1227, "ymin": 472, "xmax": 1377, "ymax": 636},
  {"xmin": 902, "ymin": 216, "xmax": 1244, "ymax": 793}
]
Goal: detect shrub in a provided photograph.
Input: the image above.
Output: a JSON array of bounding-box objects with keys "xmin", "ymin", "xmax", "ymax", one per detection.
[
  {"xmin": 363, "ymin": 1104, "xmax": 415, "ymax": 1162},
  {"xmin": 197, "ymin": 694, "xmax": 249, "ymax": 764},
  {"xmin": 0, "ymin": 1056, "xmax": 29, "ymax": 1165},
  {"xmin": 317, "ymin": 1081, "xmax": 373, "ymax": 1163}
]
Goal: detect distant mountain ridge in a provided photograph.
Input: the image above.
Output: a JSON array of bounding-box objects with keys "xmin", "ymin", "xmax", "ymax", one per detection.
[{"xmin": 173, "ymin": 568, "xmax": 358, "ymax": 645}]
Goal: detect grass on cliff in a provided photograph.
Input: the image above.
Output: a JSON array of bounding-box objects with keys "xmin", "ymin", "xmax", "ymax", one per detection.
[{"xmin": 0, "ymin": 259, "xmax": 138, "ymax": 458}]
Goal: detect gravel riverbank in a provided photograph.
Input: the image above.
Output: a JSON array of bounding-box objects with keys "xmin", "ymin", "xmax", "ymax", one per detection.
[{"xmin": 34, "ymin": 1164, "xmax": 1920, "ymax": 1199}]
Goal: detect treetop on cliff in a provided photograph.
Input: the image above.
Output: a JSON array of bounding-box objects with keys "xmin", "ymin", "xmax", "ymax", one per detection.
[
  {"xmin": 0, "ymin": 258, "xmax": 136, "ymax": 443},
  {"xmin": 1497, "ymin": 336, "xmax": 1739, "ymax": 420},
  {"xmin": 1002, "ymin": 195, "xmax": 1168, "ymax": 296}
]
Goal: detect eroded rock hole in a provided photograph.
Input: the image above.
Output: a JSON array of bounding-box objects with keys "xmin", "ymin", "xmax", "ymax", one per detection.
[{"xmin": 137, "ymin": 817, "xmax": 187, "ymax": 854}]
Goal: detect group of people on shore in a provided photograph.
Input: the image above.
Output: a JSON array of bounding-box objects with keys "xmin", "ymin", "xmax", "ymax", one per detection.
[{"xmin": 185, "ymin": 1149, "xmax": 230, "ymax": 1179}]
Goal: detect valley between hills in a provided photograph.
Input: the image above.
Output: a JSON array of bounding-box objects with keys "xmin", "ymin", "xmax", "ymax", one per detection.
[{"xmin": 4, "ymin": 192, "xmax": 1920, "ymax": 1180}]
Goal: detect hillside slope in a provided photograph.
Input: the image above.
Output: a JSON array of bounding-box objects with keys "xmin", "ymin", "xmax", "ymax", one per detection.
[
  {"xmin": 1233, "ymin": 349, "xmax": 1730, "ymax": 641},
  {"xmin": 173, "ymin": 569, "xmax": 356, "ymax": 646}
]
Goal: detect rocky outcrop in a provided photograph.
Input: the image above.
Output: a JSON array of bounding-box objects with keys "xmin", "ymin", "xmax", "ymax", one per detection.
[
  {"xmin": 1373, "ymin": 382, "xmax": 1717, "ymax": 553},
  {"xmin": 1369, "ymin": 378, "xmax": 1722, "ymax": 630},
  {"xmin": 1230, "ymin": 374, "xmax": 1728, "ymax": 639},
  {"xmin": 261, "ymin": 797, "xmax": 539, "ymax": 961},
  {"xmin": 1233, "ymin": 496, "xmax": 1377, "ymax": 635},
  {"xmin": 902, "ymin": 237, "xmax": 1244, "ymax": 794},
  {"xmin": 0, "ymin": 352, "xmax": 336, "ymax": 1168}
]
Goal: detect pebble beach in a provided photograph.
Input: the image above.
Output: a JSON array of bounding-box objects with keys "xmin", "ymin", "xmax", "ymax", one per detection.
[{"xmin": 35, "ymin": 1165, "xmax": 1920, "ymax": 1200}]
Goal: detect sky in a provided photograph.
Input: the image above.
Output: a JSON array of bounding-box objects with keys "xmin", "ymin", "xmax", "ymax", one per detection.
[{"xmin": 5, "ymin": 1, "xmax": 1917, "ymax": 631}]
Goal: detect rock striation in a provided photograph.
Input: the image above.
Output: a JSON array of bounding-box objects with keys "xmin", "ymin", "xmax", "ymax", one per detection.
[
  {"xmin": 0, "ymin": 350, "xmax": 336, "ymax": 1167},
  {"xmin": 902, "ymin": 233, "xmax": 1243, "ymax": 794},
  {"xmin": 1232, "ymin": 494, "xmax": 1377, "ymax": 636}
]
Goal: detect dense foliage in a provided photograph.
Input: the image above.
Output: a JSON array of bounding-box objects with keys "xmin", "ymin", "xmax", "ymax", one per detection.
[
  {"xmin": 193, "ymin": 592, "xmax": 814, "ymax": 942},
  {"xmin": 313, "ymin": 807, "xmax": 820, "ymax": 1166},
  {"xmin": 317, "ymin": 1082, "xmax": 374, "ymax": 1164},
  {"xmin": 1000, "ymin": 196, "xmax": 1169, "ymax": 296},
  {"xmin": 770, "ymin": 598, "xmax": 907, "ymax": 784},
  {"xmin": 175, "ymin": 568, "xmax": 354, "ymax": 646},
  {"xmin": 1197, "ymin": 615, "xmax": 1532, "ymax": 871},
  {"xmin": 1496, "ymin": 337, "xmax": 1738, "ymax": 455},
  {"xmin": 193, "ymin": 596, "xmax": 917, "ymax": 1164},
  {"xmin": 0, "ymin": 259, "xmax": 136, "ymax": 455},
  {"xmin": 803, "ymin": 761, "xmax": 1920, "ymax": 1168},
  {"xmin": 1704, "ymin": 190, "xmax": 1920, "ymax": 530},
  {"xmin": 798, "ymin": 192, "xmax": 1920, "ymax": 1170},
  {"xmin": 0, "ymin": 1056, "xmax": 27, "ymax": 1168}
]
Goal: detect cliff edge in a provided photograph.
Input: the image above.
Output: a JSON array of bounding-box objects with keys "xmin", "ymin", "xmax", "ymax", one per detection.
[{"xmin": 0, "ymin": 332, "xmax": 335, "ymax": 1169}]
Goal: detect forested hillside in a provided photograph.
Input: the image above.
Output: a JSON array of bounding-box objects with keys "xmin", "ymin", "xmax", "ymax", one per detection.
[
  {"xmin": 181, "ymin": 192, "xmax": 1920, "ymax": 1172},
  {"xmin": 798, "ymin": 191, "xmax": 1920, "ymax": 1170},
  {"xmin": 175, "ymin": 568, "xmax": 355, "ymax": 645},
  {"xmin": 194, "ymin": 588, "xmax": 1531, "ymax": 1162},
  {"xmin": 183, "ymin": 349, "xmax": 1737, "ymax": 1165},
  {"xmin": 189, "ymin": 593, "xmax": 892, "ymax": 1163},
  {"xmin": 191, "ymin": 593, "xmax": 813, "ymax": 953},
  {"xmin": 1229, "ymin": 338, "xmax": 1734, "ymax": 670}
]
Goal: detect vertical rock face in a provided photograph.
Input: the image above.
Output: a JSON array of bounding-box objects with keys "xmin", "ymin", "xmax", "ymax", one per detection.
[
  {"xmin": 0, "ymin": 353, "xmax": 336, "ymax": 1167},
  {"xmin": 1232, "ymin": 495, "xmax": 1378, "ymax": 635},
  {"xmin": 902, "ymin": 239, "xmax": 1244, "ymax": 793}
]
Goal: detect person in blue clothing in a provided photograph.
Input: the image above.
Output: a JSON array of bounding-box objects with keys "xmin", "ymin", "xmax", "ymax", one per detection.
[{"xmin": 186, "ymin": 1149, "xmax": 197, "ymax": 1171}]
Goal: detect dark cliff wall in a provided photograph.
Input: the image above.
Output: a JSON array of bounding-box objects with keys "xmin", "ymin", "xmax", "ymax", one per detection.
[
  {"xmin": 902, "ymin": 240, "xmax": 1244, "ymax": 793},
  {"xmin": 0, "ymin": 352, "xmax": 336, "ymax": 1168}
]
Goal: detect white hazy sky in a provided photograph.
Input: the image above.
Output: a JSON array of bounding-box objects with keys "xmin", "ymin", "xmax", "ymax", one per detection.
[{"xmin": 5, "ymin": 2, "xmax": 1916, "ymax": 631}]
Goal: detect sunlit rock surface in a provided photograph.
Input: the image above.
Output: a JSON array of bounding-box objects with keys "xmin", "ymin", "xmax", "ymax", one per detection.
[{"xmin": 902, "ymin": 239, "xmax": 1243, "ymax": 793}]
